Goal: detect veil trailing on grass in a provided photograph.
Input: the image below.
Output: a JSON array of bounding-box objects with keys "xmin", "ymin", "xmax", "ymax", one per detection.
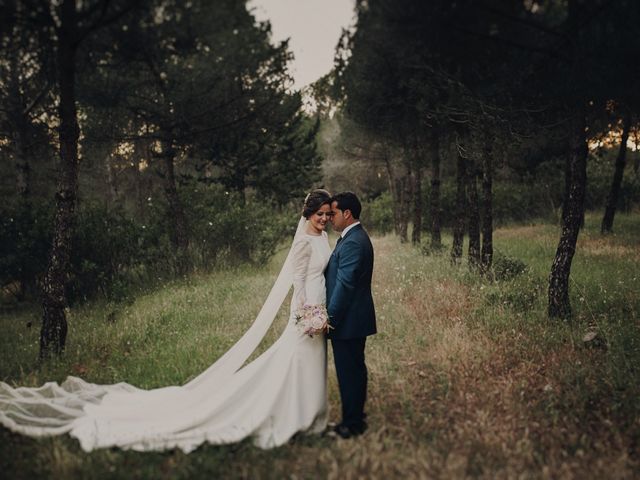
[
  {"xmin": 0, "ymin": 216, "xmax": 310, "ymax": 449},
  {"xmin": 185, "ymin": 215, "xmax": 307, "ymax": 389}
]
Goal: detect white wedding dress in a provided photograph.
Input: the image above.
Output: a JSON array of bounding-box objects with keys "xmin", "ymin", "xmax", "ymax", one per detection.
[{"xmin": 0, "ymin": 218, "xmax": 332, "ymax": 452}]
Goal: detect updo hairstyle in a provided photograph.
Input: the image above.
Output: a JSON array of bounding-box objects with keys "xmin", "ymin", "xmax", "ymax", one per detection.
[{"xmin": 302, "ymin": 189, "xmax": 332, "ymax": 219}]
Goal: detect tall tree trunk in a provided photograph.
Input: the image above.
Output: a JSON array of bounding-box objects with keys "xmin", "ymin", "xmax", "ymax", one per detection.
[
  {"xmin": 9, "ymin": 67, "xmax": 32, "ymax": 301},
  {"xmin": 398, "ymin": 158, "xmax": 412, "ymax": 243},
  {"xmin": 451, "ymin": 145, "xmax": 466, "ymax": 262},
  {"xmin": 14, "ymin": 124, "xmax": 32, "ymax": 301},
  {"xmin": 601, "ymin": 112, "xmax": 631, "ymax": 233},
  {"xmin": 133, "ymin": 133, "xmax": 152, "ymax": 216},
  {"xmin": 429, "ymin": 132, "xmax": 442, "ymax": 249},
  {"xmin": 481, "ymin": 139, "xmax": 493, "ymax": 271},
  {"xmin": 14, "ymin": 133, "xmax": 31, "ymax": 200},
  {"xmin": 396, "ymin": 176, "xmax": 409, "ymax": 243},
  {"xmin": 634, "ymin": 130, "xmax": 639, "ymax": 175},
  {"xmin": 467, "ymin": 165, "xmax": 481, "ymax": 269},
  {"xmin": 548, "ymin": 112, "xmax": 588, "ymax": 319},
  {"xmin": 410, "ymin": 132, "xmax": 423, "ymax": 245},
  {"xmin": 8, "ymin": 10, "xmax": 31, "ymax": 203},
  {"xmin": 383, "ymin": 148, "xmax": 402, "ymax": 236},
  {"xmin": 561, "ymin": 144, "xmax": 572, "ymax": 225},
  {"xmin": 160, "ymin": 139, "xmax": 189, "ymax": 251},
  {"xmin": 561, "ymin": 137, "xmax": 585, "ymax": 229},
  {"xmin": 412, "ymin": 165, "xmax": 422, "ymax": 244},
  {"xmin": 10, "ymin": 107, "xmax": 31, "ymax": 204},
  {"xmin": 8, "ymin": 63, "xmax": 31, "ymax": 203},
  {"xmin": 40, "ymin": 0, "xmax": 79, "ymax": 358},
  {"xmin": 105, "ymin": 153, "xmax": 118, "ymax": 205}
]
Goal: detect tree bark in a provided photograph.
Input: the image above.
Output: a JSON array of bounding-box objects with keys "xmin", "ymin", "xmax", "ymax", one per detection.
[
  {"xmin": 548, "ymin": 112, "xmax": 588, "ymax": 319},
  {"xmin": 601, "ymin": 112, "xmax": 631, "ymax": 233},
  {"xmin": 105, "ymin": 153, "xmax": 118, "ymax": 205},
  {"xmin": 634, "ymin": 130, "xmax": 639, "ymax": 175},
  {"xmin": 396, "ymin": 175, "xmax": 409, "ymax": 243},
  {"xmin": 398, "ymin": 158, "xmax": 412, "ymax": 243},
  {"xmin": 481, "ymin": 139, "xmax": 493, "ymax": 271},
  {"xmin": 14, "ymin": 134, "xmax": 31, "ymax": 200},
  {"xmin": 40, "ymin": 0, "xmax": 79, "ymax": 359},
  {"xmin": 467, "ymin": 164, "xmax": 481, "ymax": 269},
  {"xmin": 8, "ymin": 41, "xmax": 31, "ymax": 202},
  {"xmin": 14, "ymin": 128, "xmax": 32, "ymax": 300},
  {"xmin": 9, "ymin": 62, "xmax": 33, "ymax": 301},
  {"xmin": 160, "ymin": 139, "xmax": 189, "ymax": 251},
  {"xmin": 412, "ymin": 164, "xmax": 422, "ymax": 245},
  {"xmin": 383, "ymin": 147, "xmax": 402, "ymax": 236},
  {"xmin": 561, "ymin": 143, "xmax": 572, "ymax": 226},
  {"xmin": 429, "ymin": 132, "xmax": 442, "ymax": 249},
  {"xmin": 451, "ymin": 145, "xmax": 466, "ymax": 262},
  {"xmin": 10, "ymin": 115, "xmax": 31, "ymax": 203},
  {"xmin": 133, "ymin": 133, "xmax": 152, "ymax": 216}
]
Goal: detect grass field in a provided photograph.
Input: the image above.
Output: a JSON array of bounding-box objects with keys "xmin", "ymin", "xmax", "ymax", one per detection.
[{"xmin": 1, "ymin": 212, "xmax": 638, "ymax": 479}]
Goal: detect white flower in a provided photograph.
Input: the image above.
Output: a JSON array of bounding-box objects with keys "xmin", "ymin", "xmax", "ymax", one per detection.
[{"xmin": 310, "ymin": 317, "xmax": 324, "ymax": 330}]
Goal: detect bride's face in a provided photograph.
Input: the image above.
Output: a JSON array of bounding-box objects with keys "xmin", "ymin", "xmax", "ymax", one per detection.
[{"xmin": 308, "ymin": 204, "xmax": 331, "ymax": 234}]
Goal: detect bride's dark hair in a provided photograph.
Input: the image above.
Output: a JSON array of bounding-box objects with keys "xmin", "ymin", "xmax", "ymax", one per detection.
[{"xmin": 302, "ymin": 189, "xmax": 332, "ymax": 219}]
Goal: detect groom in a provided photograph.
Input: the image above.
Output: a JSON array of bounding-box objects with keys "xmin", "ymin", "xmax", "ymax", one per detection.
[{"xmin": 325, "ymin": 192, "xmax": 376, "ymax": 439}]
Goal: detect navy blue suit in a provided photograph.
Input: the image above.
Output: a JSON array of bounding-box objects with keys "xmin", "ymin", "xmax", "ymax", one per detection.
[{"xmin": 325, "ymin": 223, "xmax": 376, "ymax": 430}]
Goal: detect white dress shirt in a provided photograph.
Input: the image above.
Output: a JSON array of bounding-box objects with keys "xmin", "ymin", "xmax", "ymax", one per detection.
[{"xmin": 340, "ymin": 221, "xmax": 361, "ymax": 238}]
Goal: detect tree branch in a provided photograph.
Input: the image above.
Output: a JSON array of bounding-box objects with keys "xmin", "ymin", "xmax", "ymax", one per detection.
[
  {"xmin": 451, "ymin": 25, "xmax": 568, "ymax": 62},
  {"xmin": 476, "ymin": 2, "xmax": 569, "ymax": 41},
  {"xmin": 23, "ymin": 81, "xmax": 52, "ymax": 116},
  {"xmin": 77, "ymin": 0, "xmax": 137, "ymax": 45}
]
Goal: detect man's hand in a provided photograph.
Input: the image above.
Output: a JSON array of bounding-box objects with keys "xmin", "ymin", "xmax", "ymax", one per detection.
[
  {"xmin": 321, "ymin": 321, "xmax": 333, "ymax": 334},
  {"xmin": 307, "ymin": 321, "xmax": 331, "ymax": 337}
]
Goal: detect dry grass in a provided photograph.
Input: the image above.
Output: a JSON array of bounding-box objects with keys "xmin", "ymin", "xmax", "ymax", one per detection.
[
  {"xmin": 578, "ymin": 236, "xmax": 640, "ymax": 261},
  {"xmin": 493, "ymin": 224, "xmax": 556, "ymax": 241}
]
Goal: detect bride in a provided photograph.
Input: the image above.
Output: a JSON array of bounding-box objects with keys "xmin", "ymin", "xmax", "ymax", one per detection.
[{"xmin": 0, "ymin": 189, "xmax": 334, "ymax": 452}]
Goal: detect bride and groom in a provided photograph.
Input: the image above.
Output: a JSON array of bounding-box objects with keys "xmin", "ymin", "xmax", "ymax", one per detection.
[{"xmin": 0, "ymin": 190, "xmax": 376, "ymax": 451}]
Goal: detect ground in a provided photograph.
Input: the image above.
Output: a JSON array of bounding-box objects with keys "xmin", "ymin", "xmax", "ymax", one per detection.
[{"xmin": 1, "ymin": 213, "xmax": 638, "ymax": 479}]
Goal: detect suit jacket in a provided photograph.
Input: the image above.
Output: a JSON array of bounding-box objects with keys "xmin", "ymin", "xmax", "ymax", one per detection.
[{"xmin": 325, "ymin": 224, "xmax": 376, "ymax": 340}]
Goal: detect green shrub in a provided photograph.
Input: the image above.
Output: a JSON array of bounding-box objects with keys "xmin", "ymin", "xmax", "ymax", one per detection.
[
  {"xmin": 178, "ymin": 184, "xmax": 291, "ymax": 266},
  {"xmin": 68, "ymin": 204, "xmax": 143, "ymax": 302},
  {"xmin": 585, "ymin": 152, "xmax": 640, "ymax": 211},
  {"xmin": 0, "ymin": 201, "xmax": 53, "ymax": 298},
  {"xmin": 362, "ymin": 191, "xmax": 394, "ymax": 234},
  {"xmin": 483, "ymin": 272, "xmax": 544, "ymax": 312},
  {"xmin": 0, "ymin": 186, "xmax": 293, "ymax": 305},
  {"xmin": 491, "ymin": 252, "xmax": 528, "ymax": 281}
]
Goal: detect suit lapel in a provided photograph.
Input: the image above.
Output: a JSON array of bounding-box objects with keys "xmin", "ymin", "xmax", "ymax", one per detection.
[
  {"xmin": 340, "ymin": 224, "xmax": 362, "ymax": 243},
  {"xmin": 330, "ymin": 225, "xmax": 362, "ymax": 264}
]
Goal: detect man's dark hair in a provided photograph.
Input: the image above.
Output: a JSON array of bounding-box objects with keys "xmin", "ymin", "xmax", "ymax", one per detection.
[{"xmin": 332, "ymin": 191, "xmax": 362, "ymax": 219}]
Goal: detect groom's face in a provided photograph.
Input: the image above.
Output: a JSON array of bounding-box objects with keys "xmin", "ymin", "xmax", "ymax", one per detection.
[{"xmin": 330, "ymin": 201, "xmax": 348, "ymax": 232}]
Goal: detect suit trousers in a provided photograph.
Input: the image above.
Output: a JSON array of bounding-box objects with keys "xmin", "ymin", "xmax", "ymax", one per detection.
[{"xmin": 331, "ymin": 337, "xmax": 367, "ymax": 429}]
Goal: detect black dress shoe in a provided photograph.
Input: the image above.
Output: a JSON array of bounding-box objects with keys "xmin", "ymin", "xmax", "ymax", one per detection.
[
  {"xmin": 333, "ymin": 424, "xmax": 354, "ymax": 439},
  {"xmin": 352, "ymin": 420, "xmax": 368, "ymax": 435},
  {"xmin": 332, "ymin": 421, "xmax": 368, "ymax": 439}
]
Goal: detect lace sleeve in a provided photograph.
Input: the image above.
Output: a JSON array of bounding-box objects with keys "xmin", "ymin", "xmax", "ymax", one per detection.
[{"xmin": 291, "ymin": 237, "xmax": 312, "ymax": 310}]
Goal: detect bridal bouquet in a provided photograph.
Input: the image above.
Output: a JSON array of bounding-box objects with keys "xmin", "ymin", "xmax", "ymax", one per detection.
[{"xmin": 295, "ymin": 304, "xmax": 330, "ymax": 337}]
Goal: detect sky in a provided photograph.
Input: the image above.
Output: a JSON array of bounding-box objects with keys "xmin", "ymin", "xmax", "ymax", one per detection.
[{"xmin": 248, "ymin": 0, "xmax": 356, "ymax": 91}]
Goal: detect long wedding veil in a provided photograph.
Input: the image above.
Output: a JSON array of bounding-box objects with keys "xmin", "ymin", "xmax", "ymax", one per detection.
[
  {"xmin": 185, "ymin": 215, "xmax": 306, "ymax": 389},
  {"xmin": 0, "ymin": 216, "xmax": 307, "ymax": 438}
]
